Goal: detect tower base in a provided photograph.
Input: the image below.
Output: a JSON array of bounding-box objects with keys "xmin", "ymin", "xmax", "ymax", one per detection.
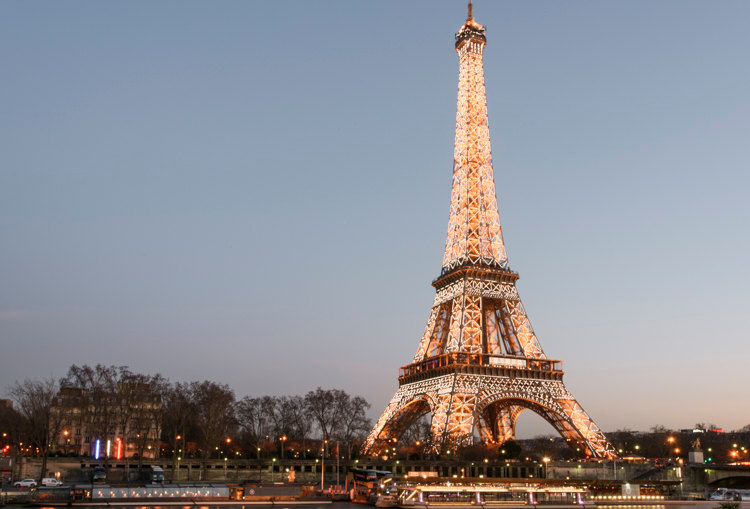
[{"xmin": 363, "ymin": 371, "xmax": 616, "ymax": 459}]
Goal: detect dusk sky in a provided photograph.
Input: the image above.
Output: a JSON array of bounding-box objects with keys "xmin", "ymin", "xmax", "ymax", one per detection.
[{"xmin": 2, "ymin": 1, "xmax": 749, "ymax": 438}]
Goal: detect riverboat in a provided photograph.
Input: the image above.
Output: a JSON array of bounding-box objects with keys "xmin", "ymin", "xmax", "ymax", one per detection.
[
  {"xmin": 350, "ymin": 468, "xmax": 397, "ymax": 506},
  {"xmin": 709, "ymin": 487, "xmax": 750, "ymax": 501},
  {"xmin": 29, "ymin": 483, "xmax": 233, "ymax": 506},
  {"xmin": 398, "ymin": 483, "xmax": 593, "ymax": 509},
  {"xmin": 28, "ymin": 482, "xmax": 329, "ymax": 506}
]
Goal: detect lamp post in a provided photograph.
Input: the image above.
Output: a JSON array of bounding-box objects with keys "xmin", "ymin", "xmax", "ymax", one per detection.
[
  {"xmin": 280, "ymin": 435, "xmax": 287, "ymax": 460},
  {"xmin": 542, "ymin": 457, "xmax": 550, "ymax": 479},
  {"xmin": 613, "ymin": 457, "xmax": 617, "ymax": 480},
  {"xmin": 667, "ymin": 436, "xmax": 675, "ymax": 460},
  {"xmin": 320, "ymin": 440, "xmax": 327, "ymax": 492},
  {"xmin": 280, "ymin": 436, "xmax": 288, "ymax": 483},
  {"xmin": 225, "ymin": 438, "xmax": 232, "ymax": 481}
]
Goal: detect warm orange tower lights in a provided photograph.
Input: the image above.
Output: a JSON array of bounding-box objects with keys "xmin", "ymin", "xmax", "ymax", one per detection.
[{"xmin": 362, "ymin": 3, "xmax": 616, "ymax": 459}]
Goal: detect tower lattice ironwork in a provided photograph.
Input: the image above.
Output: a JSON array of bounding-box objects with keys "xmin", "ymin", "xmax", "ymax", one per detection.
[{"xmin": 362, "ymin": 3, "xmax": 616, "ymax": 459}]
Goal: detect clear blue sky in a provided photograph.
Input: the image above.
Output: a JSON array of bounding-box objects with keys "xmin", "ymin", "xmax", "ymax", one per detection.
[{"xmin": 2, "ymin": 1, "xmax": 749, "ymax": 438}]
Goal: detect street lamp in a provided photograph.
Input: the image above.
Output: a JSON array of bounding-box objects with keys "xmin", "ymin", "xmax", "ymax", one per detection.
[
  {"xmin": 280, "ymin": 435, "xmax": 287, "ymax": 460},
  {"xmin": 543, "ymin": 457, "xmax": 550, "ymax": 479},
  {"xmin": 321, "ymin": 440, "xmax": 328, "ymax": 491}
]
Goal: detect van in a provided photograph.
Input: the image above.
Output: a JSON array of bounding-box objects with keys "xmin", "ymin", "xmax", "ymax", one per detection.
[
  {"xmin": 41, "ymin": 478, "xmax": 63, "ymax": 487},
  {"xmin": 149, "ymin": 465, "xmax": 165, "ymax": 483}
]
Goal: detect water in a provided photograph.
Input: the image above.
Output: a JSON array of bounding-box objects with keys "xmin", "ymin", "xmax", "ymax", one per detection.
[
  {"xmin": 3, "ymin": 504, "xmax": 744, "ymax": 509},
  {"xmin": 2, "ymin": 504, "xmax": 341, "ymax": 509}
]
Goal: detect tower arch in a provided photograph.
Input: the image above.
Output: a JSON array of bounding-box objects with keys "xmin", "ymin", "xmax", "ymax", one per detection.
[{"xmin": 367, "ymin": 395, "xmax": 434, "ymax": 453}]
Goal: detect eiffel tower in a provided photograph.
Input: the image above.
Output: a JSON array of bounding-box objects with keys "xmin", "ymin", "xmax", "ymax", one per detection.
[{"xmin": 363, "ymin": 3, "xmax": 616, "ymax": 459}]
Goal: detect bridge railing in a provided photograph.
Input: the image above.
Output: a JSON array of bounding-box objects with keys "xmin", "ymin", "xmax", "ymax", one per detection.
[{"xmin": 398, "ymin": 353, "xmax": 562, "ymax": 378}]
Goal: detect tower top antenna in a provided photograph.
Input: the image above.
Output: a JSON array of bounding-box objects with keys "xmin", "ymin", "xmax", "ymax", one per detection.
[{"xmin": 467, "ymin": 0, "xmax": 473, "ymax": 21}]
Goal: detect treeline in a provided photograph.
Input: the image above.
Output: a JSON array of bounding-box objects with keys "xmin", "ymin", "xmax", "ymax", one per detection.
[
  {"xmin": 164, "ymin": 383, "xmax": 372, "ymax": 460},
  {"xmin": 1, "ymin": 364, "xmax": 373, "ymax": 464}
]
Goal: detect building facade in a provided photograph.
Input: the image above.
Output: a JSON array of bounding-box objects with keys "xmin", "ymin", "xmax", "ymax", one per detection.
[{"xmin": 51, "ymin": 383, "xmax": 162, "ymax": 459}]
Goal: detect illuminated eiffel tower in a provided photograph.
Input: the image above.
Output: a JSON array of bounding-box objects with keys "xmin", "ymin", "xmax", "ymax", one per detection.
[{"xmin": 363, "ymin": 2, "xmax": 616, "ymax": 459}]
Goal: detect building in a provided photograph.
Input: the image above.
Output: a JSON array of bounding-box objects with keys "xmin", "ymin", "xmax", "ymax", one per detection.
[{"xmin": 51, "ymin": 382, "xmax": 162, "ymax": 459}]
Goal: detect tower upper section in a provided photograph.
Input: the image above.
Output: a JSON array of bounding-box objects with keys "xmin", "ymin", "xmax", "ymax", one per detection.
[
  {"xmin": 442, "ymin": 3, "xmax": 509, "ymax": 274},
  {"xmin": 455, "ymin": 2, "xmax": 486, "ymax": 54}
]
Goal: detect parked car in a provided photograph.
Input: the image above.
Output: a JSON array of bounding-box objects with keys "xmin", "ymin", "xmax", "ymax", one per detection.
[
  {"xmin": 92, "ymin": 466, "xmax": 107, "ymax": 483},
  {"xmin": 149, "ymin": 465, "xmax": 165, "ymax": 483},
  {"xmin": 14, "ymin": 478, "xmax": 37, "ymax": 488},
  {"xmin": 41, "ymin": 477, "xmax": 63, "ymax": 487}
]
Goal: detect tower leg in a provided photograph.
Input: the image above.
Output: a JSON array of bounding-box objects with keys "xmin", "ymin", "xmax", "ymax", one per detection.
[
  {"xmin": 428, "ymin": 392, "xmax": 477, "ymax": 452},
  {"xmin": 496, "ymin": 406, "xmax": 520, "ymax": 442},
  {"xmin": 362, "ymin": 385, "xmax": 433, "ymax": 455},
  {"xmin": 554, "ymin": 398, "xmax": 615, "ymax": 458}
]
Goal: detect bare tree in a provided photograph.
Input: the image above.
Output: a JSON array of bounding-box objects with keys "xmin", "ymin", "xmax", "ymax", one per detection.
[
  {"xmin": 400, "ymin": 414, "xmax": 430, "ymax": 445},
  {"xmin": 162, "ymin": 382, "xmax": 194, "ymax": 461},
  {"xmin": 62, "ymin": 364, "xmax": 124, "ymax": 454},
  {"xmin": 236, "ymin": 396, "xmax": 271, "ymax": 459},
  {"xmin": 263, "ymin": 396, "xmax": 289, "ymax": 440},
  {"xmin": 0, "ymin": 400, "xmax": 26, "ymax": 455},
  {"xmin": 123, "ymin": 373, "xmax": 166, "ymax": 468},
  {"xmin": 336, "ymin": 395, "xmax": 371, "ymax": 459},
  {"xmin": 694, "ymin": 422, "xmax": 718, "ymax": 431},
  {"xmin": 283, "ymin": 395, "xmax": 312, "ymax": 452},
  {"xmin": 8, "ymin": 378, "xmax": 65, "ymax": 479},
  {"xmin": 526, "ymin": 435, "xmax": 558, "ymax": 461},
  {"xmin": 304, "ymin": 387, "xmax": 347, "ymax": 442},
  {"xmin": 188, "ymin": 381, "xmax": 236, "ymax": 461}
]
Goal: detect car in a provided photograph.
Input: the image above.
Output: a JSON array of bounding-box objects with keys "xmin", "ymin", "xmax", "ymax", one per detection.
[
  {"xmin": 13, "ymin": 478, "xmax": 37, "ymax": 488},
  {"xmin": 149, "ymin": 465, "xmax": 165, "ymax": 483},
  {"xmin": 41, "ymin": 477, "xmax": 63, "ymax": 487},
  {"xmin": 92, "ymin": 466, "xmax": 107, "ymax": 483}
]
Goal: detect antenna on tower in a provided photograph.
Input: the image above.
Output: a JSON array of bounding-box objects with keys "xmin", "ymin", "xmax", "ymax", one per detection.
[{"xmin": 467, "ymin": 0, "xmax": 473, "ymax": 21}]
